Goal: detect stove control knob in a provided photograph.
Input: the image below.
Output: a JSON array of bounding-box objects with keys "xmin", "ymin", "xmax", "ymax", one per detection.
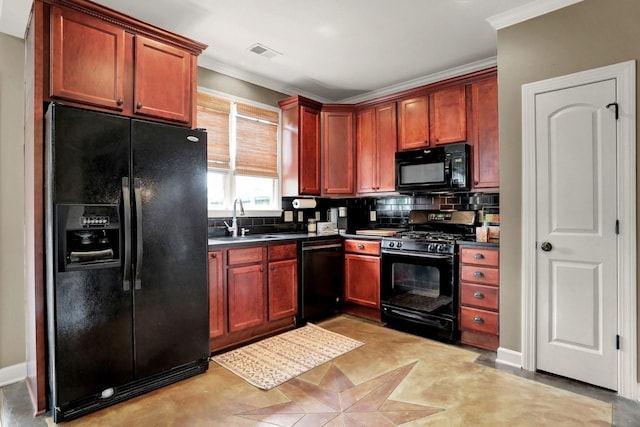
[
  {"xmin": 438, "ymin": 244, "xmax": 446, "ymax": 253},
  {"xmin": 427, "ymin": 244, "xmax": 435, "ymax": 252},
  {"xmin": 397, "ymin": 242, "xmax": 402, "ymax": 248},
  {"xmin": 388, "ymin": 242, "xmax": 395, "ymax": 248}
]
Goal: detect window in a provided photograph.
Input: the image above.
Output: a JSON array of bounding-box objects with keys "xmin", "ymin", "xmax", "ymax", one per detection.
[{"xmin": 197, "ymin": 90, "xmax": 281, "ymax": 216}]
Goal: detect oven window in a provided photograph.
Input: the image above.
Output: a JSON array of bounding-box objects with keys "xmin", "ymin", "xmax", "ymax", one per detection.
[
  {"xmin": 392, "ymin": 262, "xmax": 440, "ymax": 297},
  {"xmin": 400, "ymin": 162, "xmax": 444, "ymax": 185}
]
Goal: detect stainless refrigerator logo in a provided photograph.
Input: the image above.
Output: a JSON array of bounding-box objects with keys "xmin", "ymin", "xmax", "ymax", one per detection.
[{"xmin": 187, "ymin": 135, "xmax": 200, "ymax": 143}]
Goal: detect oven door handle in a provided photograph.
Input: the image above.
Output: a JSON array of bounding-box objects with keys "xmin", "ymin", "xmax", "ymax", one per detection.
[{"xmin": 381, "ymin": 249, "xmax": 452, "ymax": 260}]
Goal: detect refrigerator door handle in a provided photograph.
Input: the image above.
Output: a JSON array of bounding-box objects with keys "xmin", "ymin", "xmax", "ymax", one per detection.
[
  {"xmin": 134, "ymin": 178, "xmax": 143, "ymax": 290},
  {"xmin": 122, "ymin": 177, "xmax": 132, "ymax": 291}
]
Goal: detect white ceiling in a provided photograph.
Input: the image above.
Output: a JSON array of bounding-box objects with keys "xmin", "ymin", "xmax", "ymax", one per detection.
[{"xmin": 0, "ymin": 0, "xmax": 581, "ymax": 103}]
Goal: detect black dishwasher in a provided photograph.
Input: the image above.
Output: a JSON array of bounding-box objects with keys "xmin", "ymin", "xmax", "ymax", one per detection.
[{"xmin": 299, "ymin": 238, "xmax": 343, "ymax": 323}]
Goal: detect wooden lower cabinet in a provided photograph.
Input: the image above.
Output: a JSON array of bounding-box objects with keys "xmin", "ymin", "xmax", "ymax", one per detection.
[
  {"xmin": 343, "ymin": 239, "xmax": 381, "ymax": 321},
  {"xmin": 228, "ymin": 263, "xmax": 265, "ymax": 333},
  {"xmin": 458, "ymin": 245, "xmax": 500, "ymax": 350},
  {"xmin": 209, "ymin": 242, "xmax": 298, "ymax": 352},
  {"xmin": 267, "ymin": 245, "xmax": 298, "ymax": 321},
  {"xmin": 208, "ymin": 251, "xmax": 224, "ymax": 339}
]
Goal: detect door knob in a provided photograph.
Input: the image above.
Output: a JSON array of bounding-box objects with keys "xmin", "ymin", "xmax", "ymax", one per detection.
[{"xmin": 540, "ymin": 241, "xmax": 553, "ymax": 252}]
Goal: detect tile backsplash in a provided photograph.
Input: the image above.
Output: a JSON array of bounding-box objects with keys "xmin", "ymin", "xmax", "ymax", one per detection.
[{"xmin": 209, "ymin": 193, "xmax": 499, "ymax": 237}]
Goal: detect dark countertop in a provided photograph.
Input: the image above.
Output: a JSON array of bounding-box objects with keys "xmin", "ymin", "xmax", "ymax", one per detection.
[
  {"xmin": 458, "ymin": 241, "xmax": 499, "ymax": 248},
  {"xmin": 208, "ymin": 232, "xmax": 341, "ymax": 250}
]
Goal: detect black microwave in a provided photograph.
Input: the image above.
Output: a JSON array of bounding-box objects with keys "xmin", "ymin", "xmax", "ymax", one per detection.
[{"xmin": 395, "ymin": 143, "xmax": 470, "ymax": 193}]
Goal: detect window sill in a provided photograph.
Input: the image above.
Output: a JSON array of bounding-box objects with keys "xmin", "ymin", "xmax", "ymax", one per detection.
[{"xmin": 208, "ymin": 209, "xmax": 283, "ymax": 219}]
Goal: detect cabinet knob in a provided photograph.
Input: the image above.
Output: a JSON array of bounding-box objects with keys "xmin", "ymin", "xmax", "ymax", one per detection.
[
  {"xmin": 270, "ymin": 266, "xmax": 275, "ymax": 271},
  {"xmin": 474, "ymin": 253, "xmax": 484, "ymax": 260},
  {"xmin": 116, "ymin": 98, "xmax": 124, "ymax": 106},
  {"xmin": 424, "ymin": 139, "xmax": 429, "ymax": 144},
  {"xmin": 473, "ymin": 291, "xmax": 484, "ymax": 299},
  {"xmin": 473, "ymin": 316, "xmax": 484, "ymax": 324},
  {"xmin": 357, "ymin": 244, "xmax": 365, "ymax": 249},
  {"xmin": 212, "ymin": 253, "xmax": 217, "ymax": 258},
  {"xmin": 474, "ymin": 181, "xmax": 479, "ymax": 186},
  {"xmin": 260, "ymin": 267, "xmax": 264, "ymax": 272},
  {"xmin": 136, "ymin": 102, "xmax": 143, "ymax": 109},
  {"xmin": 473, "ymin": 271, "xmax": 484, "ymax": 278}
]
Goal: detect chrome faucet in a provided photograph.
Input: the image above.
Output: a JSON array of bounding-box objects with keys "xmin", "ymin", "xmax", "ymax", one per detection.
[{"xmin": 224, "ymin": 198, "xmax": 245, "ymax": 237}]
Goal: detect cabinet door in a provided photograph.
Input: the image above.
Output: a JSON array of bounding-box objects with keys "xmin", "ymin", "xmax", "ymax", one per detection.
[
  {"xmin": 227, "ymin": 264, "xmax": 265, "ymax": 332},
  {"xmin": 356, "ymin": 108, "xmax": 377, "ymax": 193},
  {"xmin": 470, "ymin": 77, "xmax": 499, "ymax": 189},
  {"xmin": 50, "ymin": 5, "xmax": 126, "ymax": 111},
  {"xmin": 299, "ymin": 105, "xmax": 322, "ymax": 195},
  {"xmin": 322, "ymin": 109, "xmax": 354, "ymax": 195},
  {"xmin": 429, "ymin": 85, "xmax": 467, "ymax": 145},
  {"xmin": 375, "ymin": 102, "xmax": 397, "ymax": 192},
  {"xmin": 398, "ymin": 96, "xmax": 429, "ymax": 150},
  {"xmin": 208, "ymin": 251, "xmax": 224, "ymax": 339},
  {"xmin": 344, "ymin": 253, "xmax": 380, "ymax": 308},
  {"xmin": 134, "ymin": 35, "xmax": 192, "ymax": 124},
  {"xmin": 268, "ymin": 259, "xmax": 298, "ymax": 321}
]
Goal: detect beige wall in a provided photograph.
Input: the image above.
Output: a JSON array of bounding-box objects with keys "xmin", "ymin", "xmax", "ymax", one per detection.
[
  {"xmin": 497, "ymin": 0, "xmax": 640, "ymax": 354},
  {"xmin": 0, "ymin": 33, "xmax": 26, "ymax": 371},
  {"xmin": 197, "ymin": 68, "xmax": 289, "ymax": 107}
]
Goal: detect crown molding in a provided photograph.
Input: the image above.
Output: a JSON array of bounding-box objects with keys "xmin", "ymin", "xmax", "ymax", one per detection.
[
  {"xmin": 198, "ymin": 55, "xmax": 498, "ymax": 105},
  {"xmin": 338, "ymin": 57, "xmax": 497, "ymax": 104},
  {"xmin": 487, "ymin": 0, "xmax": 583, "ymax": 30},
  {"xmin": 197, "ymin": 55, "xmax": 331, "ymax": 103}
]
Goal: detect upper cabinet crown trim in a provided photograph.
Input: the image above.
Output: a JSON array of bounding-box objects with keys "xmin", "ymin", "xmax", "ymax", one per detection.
[{"xmin": 49, "ymin": 0, "xmax": 208, "ymax": 54}]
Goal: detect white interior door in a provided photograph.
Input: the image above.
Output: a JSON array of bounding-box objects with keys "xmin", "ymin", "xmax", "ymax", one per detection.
[{"xmin": 535, "ymin": 79, "xmax": 618, "ymax": 390}]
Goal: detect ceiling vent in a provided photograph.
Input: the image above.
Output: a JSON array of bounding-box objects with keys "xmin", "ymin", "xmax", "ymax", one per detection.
[{"xmin": 248, "ymin": 43, "xmax": 282, "ymax": 59}]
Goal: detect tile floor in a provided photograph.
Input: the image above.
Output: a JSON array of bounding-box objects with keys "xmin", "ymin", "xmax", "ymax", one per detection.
[{"xmin": 2, "ymin": 315, "xmax": 639, "ymax": 426}]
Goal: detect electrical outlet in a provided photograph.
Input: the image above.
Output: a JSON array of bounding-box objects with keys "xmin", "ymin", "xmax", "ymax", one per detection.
[
  {"xmin": 370, "ymin": 210, "xmax": 377, "ymax": 221},
  {"xmin": 315, "ymin": 211, "xmax": 321, "ymax": 221},
  {"xmin": 284, "ymin": 211, "xmax": 293, "ymax": 222},
  {"xmin": 298, "ymin": 211, "xmax": 304, "ymax": 222}
]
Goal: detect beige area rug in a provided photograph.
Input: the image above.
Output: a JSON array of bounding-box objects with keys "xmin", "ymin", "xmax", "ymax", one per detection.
[{"xmin": 211, "ymin": 323, "xmax": 364, "ymax": 390}]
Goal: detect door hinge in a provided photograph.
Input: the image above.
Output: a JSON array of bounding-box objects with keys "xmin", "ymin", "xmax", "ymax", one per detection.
[
  {"xmin": 606, "ymin": 102, "xmax": 619, "ymax": 120},
  {"xmin": 616, "ymin": 220, "xmax": 620, "ymax": 235},
  {"xmin": 616, "ymin": 334, "xmax": 620, "ymax": 350}
]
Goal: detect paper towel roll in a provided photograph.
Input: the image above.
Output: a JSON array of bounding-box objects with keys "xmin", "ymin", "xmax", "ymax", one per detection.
[{"xmin": 292, "ymin": 198, "xmax": 317, "ymax": 209}]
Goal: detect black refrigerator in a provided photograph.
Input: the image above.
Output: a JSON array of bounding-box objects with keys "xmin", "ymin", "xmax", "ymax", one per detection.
[{"xmin": 44, "ymin": 104, "xmax": 210, "ymax": 422}]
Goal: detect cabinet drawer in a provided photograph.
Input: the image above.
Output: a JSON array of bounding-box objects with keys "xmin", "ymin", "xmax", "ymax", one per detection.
[
  {"xmin": 268, "ymin": 243, "xmax": 297, "ymax": 261},
  {"xmin": 460, "ymin": 265, "xmax": 498, "ymax": 286},
  {"xmin": 460, "ymin": 307, "xmax": 498, "ymax": 335},
  {"xmin": 344, "ymin": 239, "xmax": 380, "ymax": 256},
  {"xmin": 227, "ymin": 246, "xmax": 263, "ymax": 266},
  {"xmin": 460, "ymin": 283, "xmax": 498, "ymax": 311},
  {"xmin": 460, "ymin": 247, "xmax": 499, "ymax": 267}
]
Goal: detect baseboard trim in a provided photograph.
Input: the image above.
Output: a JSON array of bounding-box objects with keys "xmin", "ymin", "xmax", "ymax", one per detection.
[
  {"xmin": 0, "ymin": 362, "xmax": 27, "ymax": 387},
  {"xmin": 496, "ymin": 347, "xmax": 522, "ymax": 369}
]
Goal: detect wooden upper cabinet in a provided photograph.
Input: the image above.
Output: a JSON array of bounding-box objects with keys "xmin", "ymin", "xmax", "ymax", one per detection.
[
  {"xmin": 397, "ymin": 96, "xmax": 429, "ymax": 150},
  {"xmin": 430, "ymin": 85, "xmax": 466, "ymax": 145},
  {"xmin": 279, "ymin": 96, "xmax": 323, "ymax": 196},
  {"xmin": 470, "ymin": 77, "xmax": 499, "ymax": 190},
  {"xmin": 50, "ymin": 5, "xmax": 126, "ymax": 111},
  {"xmin": 398, "ymin": 85, "xmax": 467, "ymax": 150},
  {"xmin": 134, "ymin": 36, "xmax": 192, "ymax": 124},
  {"xmin": 356, "ymin": 102, "xmax": 396, "ymax": 194},
  {"xmin": 322, "ymin": 105, "xmax": 355, "ymax": 195},
  {"xmin": 47, "ymin": 1, "xmax": 205, "ymax": 127},
  {"xmin": 375, "ymin": 103, "xmax": 397, "ymax": 192}
]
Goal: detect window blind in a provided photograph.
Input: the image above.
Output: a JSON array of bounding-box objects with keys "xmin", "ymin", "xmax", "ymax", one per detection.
[
  {"xmin": 235, "ymin": 103, "xmax": 279, "ymax": 178},
  {"xmin": 197, "ymin": 92, "xmax": 231, "ymax": 170}
]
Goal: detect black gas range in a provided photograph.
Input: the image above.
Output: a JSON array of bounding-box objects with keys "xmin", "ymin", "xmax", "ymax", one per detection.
[{"xmin": 380, "ymin": 210, "xmax": 477, "ymax": 342}]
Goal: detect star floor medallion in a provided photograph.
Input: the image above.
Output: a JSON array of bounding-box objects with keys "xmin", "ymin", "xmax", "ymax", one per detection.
[{"xmin": 234, "ymin": 360, "xmax": 444, "ymax": 426}]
